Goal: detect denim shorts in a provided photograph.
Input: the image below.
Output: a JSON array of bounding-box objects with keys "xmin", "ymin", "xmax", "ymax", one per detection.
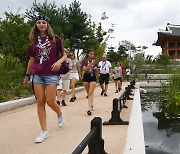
[{"xmin": 30, "ymin": 75, "xmax": 60, "ymax": 85}]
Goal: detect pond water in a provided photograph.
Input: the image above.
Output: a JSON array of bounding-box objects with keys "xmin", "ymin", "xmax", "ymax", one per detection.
[{"xmin": 141, "ymin": 88, "xmax": 180, "ymax": 154}]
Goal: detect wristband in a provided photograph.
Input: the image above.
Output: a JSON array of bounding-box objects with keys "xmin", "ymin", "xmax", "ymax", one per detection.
[{"xmin": 25, "ymin": 74, "xmax": 30, "ymax": 77}]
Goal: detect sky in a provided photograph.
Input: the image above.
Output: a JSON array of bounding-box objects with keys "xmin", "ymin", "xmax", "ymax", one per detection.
[{"xmin": 1, "ymin": 0, "xmax": 180, "ymax": 57}]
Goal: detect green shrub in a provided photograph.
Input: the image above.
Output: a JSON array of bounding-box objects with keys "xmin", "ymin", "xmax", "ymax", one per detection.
[
  {"xmin": 162, "ymin": 74, "xmax": 180, "ymax": 105},
  {"xmin": 0, "ymin": 60, "xmax": 33, "ymax": 103}
]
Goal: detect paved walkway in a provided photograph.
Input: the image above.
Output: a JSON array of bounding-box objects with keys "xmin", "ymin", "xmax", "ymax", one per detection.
[{"xmin": 0, "ymin": 82, "xmax": 134, "ymax": 154}]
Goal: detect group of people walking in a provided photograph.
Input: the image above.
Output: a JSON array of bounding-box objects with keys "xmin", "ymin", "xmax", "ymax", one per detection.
[{"xmin": 23, "ymin": 15, "xmax": 129, "ymax": 143}]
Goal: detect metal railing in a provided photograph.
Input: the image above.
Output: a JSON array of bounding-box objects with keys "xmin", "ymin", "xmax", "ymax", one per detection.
[
  {"xmin": 103, "ymin": 80, "xmax": 135, "ymax": 125},
  {"xmin": 72, "ymin": 117, "xmax": 107, "ymax": 154}
]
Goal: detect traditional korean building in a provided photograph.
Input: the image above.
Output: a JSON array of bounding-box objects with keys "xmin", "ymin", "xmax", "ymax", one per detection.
[{"xmin": 154, "ymin": 23, "xmax": 180, "ymax": 59}]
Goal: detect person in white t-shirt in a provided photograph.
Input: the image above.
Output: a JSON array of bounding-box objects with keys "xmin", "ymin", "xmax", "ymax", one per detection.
[
  {"xmin": 125, "ymin": 68, "xmax": 131, "ymax": 82},
  {"xmin": 69, "ymin": 52, "xmax": 81, "ymax": 102},
  {"xmin": 98, "ymin": 54, "xmax": 112, "ymax": 96},
  {"xmin": 113, "ymin": 62, "xmax": 122, "ymax": 93}
]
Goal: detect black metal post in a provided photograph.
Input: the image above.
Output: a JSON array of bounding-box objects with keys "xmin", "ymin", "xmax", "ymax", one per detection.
[
  {"xmin": 88, "ymin": 117, "xmax": 107, "ymax": 154},
  {"xmin": 122, "ymin": 96, "xmax": 128, "ymax": 109},
  {"xmin": 103, "ymin": 98, "xmax": 129, "ymax": 125},
  {"xmin": 125, "ymin": 86, "xmax": 133, "ymax": 100},
  {"xmin": 130, "ymin": 79, "xmax": 135, "ymax": 89}
]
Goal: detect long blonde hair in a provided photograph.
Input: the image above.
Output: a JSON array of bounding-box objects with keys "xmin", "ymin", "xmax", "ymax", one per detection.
[{"xmin": 29, "ymin": 23, "xmax": 56, "ymax": 44}]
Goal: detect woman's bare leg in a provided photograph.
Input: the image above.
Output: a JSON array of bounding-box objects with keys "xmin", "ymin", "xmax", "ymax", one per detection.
[
  {"xmin": 46, "ymin": 84, "xmax": 61, "ymax": 117},
  {"xmin": 83, "ymin": 82, "xmax": 89, "ymax": 96},
  {"xmin": 34, "ymin": 83, "xmax": 47, "ymax": 131},
  {"xmin": 88, "ymin": 82, "xmax": 96, "ymax": 108},
  {"xmin": 70, "ymin": 78, "xmax": 77, "ymax": 98}
]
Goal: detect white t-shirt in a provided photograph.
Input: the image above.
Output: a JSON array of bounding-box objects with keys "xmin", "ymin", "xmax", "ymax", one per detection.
[
  {"xmin": 98, "ymin": 60, "xmax": 112, "ymax": 74},
  {"xmin": 114, "ymin": 66, "xmax": 122, "ymax": 79},
  {"xmin": 69, "ymin": 59, "xmax": 80, "ymax": 73},
  {"xmin": 126, "ymin": 68, "xmax": 131, "ymax": 75}
]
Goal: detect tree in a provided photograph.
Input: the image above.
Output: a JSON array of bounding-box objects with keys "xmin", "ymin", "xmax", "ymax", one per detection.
[
  {"xmin": 107, "ymin": 40, "xmax": 134, "ymax": 65},
  {"xmin": 107, "ymin": 50, "xmax": 119, "ymax": 64},
  {"xmin": 155, "ymin": 53, "xmax": 170, "ymax": 67},
  {"xmin": 117, "ymin": 42, "xmax": 128, "ymax": 61},
  {"xmin": 63, "ymin": 0, "xmax": 99, "ymax": 59},
  {"xmin": 133, "ymin": 52, "xmax": 145, "ymax": 74},
  {"xmin": 0, "ymin": 12, "xmax": 30, "ymax": 66},
  {"xmin": 25, "ymin": 0, "xmax": 64, "ymax": 35},
  {"xmin": 97, "ymin": 12, "xmax": 114, "ymax": 46},
  {"xmin": 95, "ymin": 43, "xmax": 106, "ymax": 61},
  {"xmin": 145, "ymin": 54, "xmax": 154, "ymax": 64}
]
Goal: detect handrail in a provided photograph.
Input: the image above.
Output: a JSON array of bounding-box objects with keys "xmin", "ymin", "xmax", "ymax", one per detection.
[
  {"xmin": 72, "ymin": 127, "xmax": 97, "ymax": 154},
  {"xmin": 72, "ymin": 117, "xmax": 107, "ymax": 154}
]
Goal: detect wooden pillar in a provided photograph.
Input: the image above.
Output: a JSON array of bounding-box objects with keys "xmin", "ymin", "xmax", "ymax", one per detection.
[{"xmin": 175, "ymin": 50, "xmax": 177, "ymax": 59}]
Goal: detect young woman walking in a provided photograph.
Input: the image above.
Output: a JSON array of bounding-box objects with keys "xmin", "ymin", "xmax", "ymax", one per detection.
[
  {"xmin": 81, "ymin": 49, "xmax": 98, "ymax": 115},
  {"xmin": 56, "ymin": 49, "xmax": 72, "ymax": 106},
  {"xmin": 69, "ymin": 52, "xmax": 81, "ymax": 102},
  {"xmin": 113, "ymin": 62, "xmax": 122, "ymax": 93},
  {"xmin": 23, "ymin": 15, "xmax": 66, "ymax": 143}
]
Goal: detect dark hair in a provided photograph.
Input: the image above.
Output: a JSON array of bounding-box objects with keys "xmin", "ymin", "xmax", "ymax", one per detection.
[
  {"xmin": 35, "ymin": 15, "xmax": 51, "ymax": 24},
  {"xmin": 87, "ymin": 48, "xmax": 94, "ymax": 52},
  {"xmin": 84, "ymin": 49, "xmax": 94, "ymax": 62},
  {"xmin": 69, "ymin": 51, "xmax": 75, "ymax": 58}
]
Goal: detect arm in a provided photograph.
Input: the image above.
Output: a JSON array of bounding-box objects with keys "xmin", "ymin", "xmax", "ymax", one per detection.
[
  {"xmin": 82, "ymin": 60, "xmax": 95, "ymax": 73},
  {"xmin": 69, "ymin": 59, "xmax": 73, "ymax": 71},
  {"xmin": 109, "ymin": 67, "xmax": 113, "ymax": 78},
  {"xmin": 77, "ymin": 61, "xmax": 81, "ymax": 78},
  {"xmin": 112, "ymin": 68, "xmax": 115, "ymax": 74},
  {"xmin": 51, "ymin": 51, "xmax": 67, "ymax": 72},
  {"xmin": 78, "ymin": 66, "xmax": 81, "ymax": 78},
  {"xmin": 23, "ymin": 57, "xmax": 34, "ymax": 87},
  {"xmin": 51, "ymin": 35, "xmax": 67, "ymax": 71}
]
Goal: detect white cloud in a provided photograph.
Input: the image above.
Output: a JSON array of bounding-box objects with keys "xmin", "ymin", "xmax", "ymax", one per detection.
[{"xmin": 1, "ymin": 0, "xmax": 180, "ymax": 57}]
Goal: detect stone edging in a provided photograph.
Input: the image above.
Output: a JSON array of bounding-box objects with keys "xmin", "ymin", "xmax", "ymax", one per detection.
[
  {"xmin": 124, "ymin": 83, "xmax": 146, "ymax": 154},
  {"xmin": 0, "ymin": 86, "xmax": 85, "ymax": 113}
]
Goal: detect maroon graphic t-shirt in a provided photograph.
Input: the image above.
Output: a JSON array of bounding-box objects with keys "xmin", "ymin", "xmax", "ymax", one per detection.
[
  {"xmin": 81, "ymin": 59, "xmax": 98, "ymax": 72},
  {"xmin": 27, "ymin": 35, "xmax": 64, "ymax": 76}
]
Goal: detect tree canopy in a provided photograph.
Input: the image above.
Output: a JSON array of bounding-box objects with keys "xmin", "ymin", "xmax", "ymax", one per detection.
[{"xmin": 0, "ymin": 12, "xmax": 30, "ymax": 66}]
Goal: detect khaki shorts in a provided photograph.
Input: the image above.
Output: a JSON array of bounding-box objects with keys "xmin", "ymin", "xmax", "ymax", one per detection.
[{"xmin": 57, "ymin": 78, "xmax": 70, "ymax": 90}]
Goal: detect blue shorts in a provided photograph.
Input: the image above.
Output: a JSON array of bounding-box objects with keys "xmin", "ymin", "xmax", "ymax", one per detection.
[{"xmin": 30, "ymin": 75, "xmax": 60, "ymax": 85}]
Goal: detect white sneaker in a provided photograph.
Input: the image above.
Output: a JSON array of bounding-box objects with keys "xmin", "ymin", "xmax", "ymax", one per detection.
[
  {"xmin": 35, "ymin": 131, "xmax": 49, "ymax": 143},
  {"xmin": 58, "ymin": 112, "xmax": 64, "ymax": 127}
]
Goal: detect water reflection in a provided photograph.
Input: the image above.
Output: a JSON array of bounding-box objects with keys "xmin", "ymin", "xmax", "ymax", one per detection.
[{"xmin": 141, "ymin": 90, "xmax": 180, "ymax": 154}]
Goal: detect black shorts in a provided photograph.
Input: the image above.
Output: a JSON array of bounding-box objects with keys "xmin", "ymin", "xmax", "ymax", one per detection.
[
  {"xmin": 99, "ymin": 73, "xmax": 110, "ymax": 84},
  {"xmin": 83, "ymin": 72, "xmax": 96, "ymax": 82},
  {"xmin": 114, "ymin": 77, "xmax": 122, "ymax": 82}
]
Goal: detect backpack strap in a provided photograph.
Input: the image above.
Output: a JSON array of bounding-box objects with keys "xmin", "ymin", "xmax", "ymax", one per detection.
[{"xmin": 55, "ymin": 36, "xmax": 61, "ymax": 58}]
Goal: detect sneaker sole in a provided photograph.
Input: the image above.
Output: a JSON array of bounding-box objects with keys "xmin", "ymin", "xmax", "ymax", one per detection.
[
  {"xmin": 35, "ymin": 133, "xmax": 49, "ymax": 143},
  {"xmin": 58, "ymin": 119, "xmax": 64, "ymax": 127},
  {"xmin": 87, "ymin": 110, "xmax": 92, "ymax": 115},
  {"xmin": 58, "ymin": 122, "xmax": 64, "ymax": 127},
  {"xmin": 58, "ymin": 112, "xmax": 64, "ymax": 127}
]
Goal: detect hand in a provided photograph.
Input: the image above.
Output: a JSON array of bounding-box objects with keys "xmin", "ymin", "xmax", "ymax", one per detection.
[
  {"xmin": 79, "ymin": 74, "xmax": 82, "ymax": 79},
  {"xmin": 91, "ymin": 60, "xmax": 96, "ymax": 65},
  {"xmin": 51, "ymin": 60, "xmax": 61, "ymax": 71},
  {"xmin": 23, "ymin": 79, "xmax": 29, "ymax": 87}
]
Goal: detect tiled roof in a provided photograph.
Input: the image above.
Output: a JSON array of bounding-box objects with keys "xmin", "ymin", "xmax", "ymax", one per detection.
[
  {"xmin": 154, "ymin": 23, "xmax": 180, "ymax": 46},
  {"xmin": 160, "ymin": 23, "xmax": 180, "ymax": 36}
]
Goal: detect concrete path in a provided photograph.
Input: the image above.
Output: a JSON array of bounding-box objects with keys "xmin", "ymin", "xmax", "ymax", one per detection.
[{"xmin": 0, "ymin": 82, "xmax": 134, "ymax": 154}]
